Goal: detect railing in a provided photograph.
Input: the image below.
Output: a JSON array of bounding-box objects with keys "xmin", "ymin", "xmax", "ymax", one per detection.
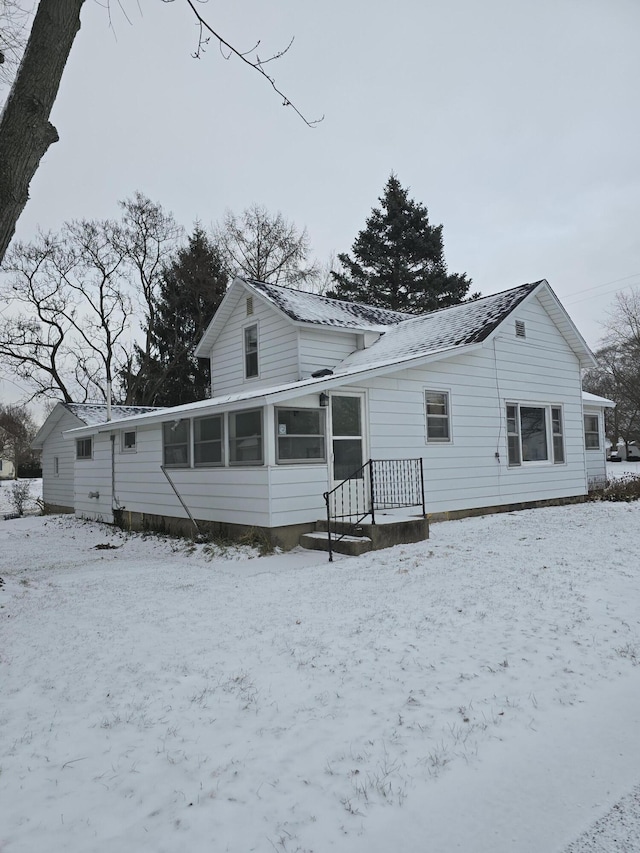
[{"xmin": 323, "ymin": 458, "xmax": 425, "ymax": 561}]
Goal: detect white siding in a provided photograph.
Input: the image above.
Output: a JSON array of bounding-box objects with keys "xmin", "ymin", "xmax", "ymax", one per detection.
[
  {"xmin": 209, "ymin": 292, "xmax": 299, "ymax": 394},
  {"xmin": 74, "ymin": 432, "xmax": 114, "ymax": 523},
  {"xmin": 583, "ymin": 406, "xmax": 607, "ymax": 485},
  {"xmin": 359, "ymin": 294, "xmax": 588, "ymax": 515},
  {"xmin": 298, "ymin": 327, "xmax": 359, "ymax": 377},
  {"xmin": 40, "ymin": 410, "xmax": 80, "ymax": 509},
  {"xmin": 269, "ymin": 465, "xmax": 329, "ymax": 527}
]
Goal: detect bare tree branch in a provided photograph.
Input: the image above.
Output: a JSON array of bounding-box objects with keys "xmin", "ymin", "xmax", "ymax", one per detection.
[{"xmin": 177, "ymin": 0, "xmax": 323, "ymax": 128}]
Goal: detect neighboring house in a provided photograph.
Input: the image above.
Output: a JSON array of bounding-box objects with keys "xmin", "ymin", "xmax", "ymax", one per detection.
[
  {"xmin": 0, "ymin": 458, "xmax": 16, "ymax": 480},
  {"xmin": 32, "ymin": 404, "xmax": 163, "ymax": 512},
  {"xmin": 37, "ymin": 277, "xmax": 610, "ymax": 549}
]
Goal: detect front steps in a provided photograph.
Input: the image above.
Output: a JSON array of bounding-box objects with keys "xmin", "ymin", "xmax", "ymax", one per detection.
[{"xmin": 299, "ymin": 514, "xmax": 429, "ymax": 557}]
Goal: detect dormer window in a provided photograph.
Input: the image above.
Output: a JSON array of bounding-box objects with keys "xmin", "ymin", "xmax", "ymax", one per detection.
[{"xmin": 244, "ymin": 324, "xmax": 258, "ymax": 378}]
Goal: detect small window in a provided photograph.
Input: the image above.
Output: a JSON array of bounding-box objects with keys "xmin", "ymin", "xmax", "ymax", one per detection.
[
  {"xmin": 506, "ymin": 404, "xmax": 521, "ymax": 466},
  {"xmin": 121, "ymin": 430, "xmax": 136, "ymax": 452},
  {"xmin": 76, "ymin": 438, "xmax": 92, "ymax": 460},
  {"xmin": 276, "ymin": 408, "xmax": 326, "ymax": 463},
  {"xmin": 515, "ymin": 320, "xmax": 526, "ymax": 338},
  {"xmin": 229, "ymin": 409, "xmax": 263, "ymax": 465},
  {"xmin": 425, "ymin": 391, "xmax": 451, "ymax": 442},
  {"xmin": 552, "ymin": 407, "xmax": 564, "ymax": 464},
  {"xmin": 584, "ymin": 414, "xmax": 600, "ymax": 450},
  {"xmin": 54, "ymin": 456, "xmax": 59, "ymax": 476},
  {"xmin": 194, "ymin": 415, "xmax": 223, "ymax": 467},
  {"xmin": 163, "ymin": 420, "xmax": 190, "ymax": 467},
  {"xmin": 244, "ymin": 324, "xmax": 258, "ymax": 378}
]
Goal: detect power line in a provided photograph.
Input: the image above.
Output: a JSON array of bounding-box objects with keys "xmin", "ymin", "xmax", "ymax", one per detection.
[{"xmin": 562, "ymin": 273, "xmax": 640, "ymax": 306}]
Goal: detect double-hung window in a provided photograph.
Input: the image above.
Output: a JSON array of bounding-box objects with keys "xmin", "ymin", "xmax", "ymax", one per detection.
[
  {"xmin": 506, "ymin": 403, "xmax": 565, "ymax": 466},
  {"xmin": 194, "ymin": 415, "xmax": 223, "ymax": 466},
  {"xmin": 76, "ymin": 438, "xmax": 92, "ymax": 460},
  {"xmin": 276, "ymin": 408, "xmax": 325, "ymax": 463},
  {"xmin": 229, "ymin": 409, "xmax": 263, "ymax": 465},
  {"xmin": 163, "ymin": 420, "xmax": 190, "ymax": 467},
  {"xmin": 244, "ymin": 324, "xmax": 258, "ymax": 378},
  {"xmin": 425, "ymin": 391, "xmax": 451, "ymax": 442},
  {"xmin": 584, "ymin": 414, "xmax": 600, "ymax": 450}
]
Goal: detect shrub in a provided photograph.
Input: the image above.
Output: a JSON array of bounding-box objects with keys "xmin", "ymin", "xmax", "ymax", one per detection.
[
  {"xmin": 588, "ymin": 474, "xmax": 640, "ymax": 503},
  {"xmin": 9, "ymin": 480, "xmax": 32, "ymax": 516}
]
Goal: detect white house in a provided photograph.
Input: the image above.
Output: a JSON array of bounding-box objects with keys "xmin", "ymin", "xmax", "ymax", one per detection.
[
  {"xmin": 0, "ymin": 458, "xmax": 16, "ymax": 480},
  {"xmin": 37, "ymin": 277, "xmax": 611, "ymax": 551},
  {"xmin": 32, "ymin": 403, "xmax": 163, "ymax": 512}
]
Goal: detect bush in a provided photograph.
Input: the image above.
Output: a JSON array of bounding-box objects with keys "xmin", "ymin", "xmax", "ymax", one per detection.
[
  {"xmin": 8, "ymin": 480, "xmax": 32, "ymax": 516},
  {"xmin": 588, "ymin": 474, "xmax": 640, "ymax": 502}
]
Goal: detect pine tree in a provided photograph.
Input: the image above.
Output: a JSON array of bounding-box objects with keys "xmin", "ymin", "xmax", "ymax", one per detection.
[
  {"xmin": 135, "ymin": 226, "xmax": 228, "ymax": 406},
  {"xmin": 327, "ymin": 174, "xmax": 473, "ymax": 312}
]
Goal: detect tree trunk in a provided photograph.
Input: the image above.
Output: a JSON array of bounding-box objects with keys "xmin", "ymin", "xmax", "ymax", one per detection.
[{"xmin": 0, "ymin": 0, "xmax": 85, "ymax": 265}]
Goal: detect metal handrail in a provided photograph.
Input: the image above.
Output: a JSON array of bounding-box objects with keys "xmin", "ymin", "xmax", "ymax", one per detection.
[{"xmin": 323, "ymin": 458, "xmax": 425, "ymax": 561}]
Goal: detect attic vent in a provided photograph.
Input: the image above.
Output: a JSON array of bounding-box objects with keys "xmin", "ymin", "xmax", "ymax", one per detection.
[
  {"xmin": 246, "ymin": 296, "xmax": 254, "ymax": 316},
  {"xmin": 515, "ymin": 320, "xmax": 526, "ymax": 338}
]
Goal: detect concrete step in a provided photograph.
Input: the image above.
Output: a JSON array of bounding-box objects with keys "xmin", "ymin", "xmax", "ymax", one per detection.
[{"xmin": 299, "ymin": 530, "xmax": 373, "ymax": 556}]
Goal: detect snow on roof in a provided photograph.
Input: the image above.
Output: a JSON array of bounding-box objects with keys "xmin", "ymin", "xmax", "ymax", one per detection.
[
  {"xmin": 582, "ymin": 391, "xmax": 615, "ymax": 407},
  {"xmin": 247, "ymin": 279, "xmax": 411, "ymax": 330},
  {"xmin": 336, "ymin": 281, "xmax": 541, "ymax": 370},
  {"xmin": 64, "ymin": 403, "xmax": 164, "ymax": 426}
]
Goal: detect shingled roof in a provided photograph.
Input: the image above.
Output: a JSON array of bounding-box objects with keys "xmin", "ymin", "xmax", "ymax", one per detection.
[
  {"xmin": 336, "ymin": 281, "xmax": 542, "ymax": 370},
  {"xmin": 247, "ymin": 279, "xmax": 411, "ymax": 329},
  {"xmin": 64, "ymin": 403, "xmax": 163, "ymax": 426}
]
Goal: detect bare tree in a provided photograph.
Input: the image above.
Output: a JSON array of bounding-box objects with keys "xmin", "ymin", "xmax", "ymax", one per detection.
[
  {"xmin": 583, "ymin": 288, "xmax": 640, "ymax": 447},
  {"xmin": 0, "ymin": 0, "xmax": 321, "ymax": 267},
  {"xmin": 0, "ymin": 402, "xmax": 38, "ymax": 477},
  {"xmin": 0, "ymin": 193, "xmax": 181, "ymax": 404},
  {"xmin": 215, "ymin": 204, "xmax": 321, "ymax": 289}
]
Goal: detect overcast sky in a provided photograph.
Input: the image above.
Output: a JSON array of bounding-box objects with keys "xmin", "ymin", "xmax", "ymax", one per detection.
[{"xmin": 2, "ymin": 0, "xmax": 639, "ymax": 413}]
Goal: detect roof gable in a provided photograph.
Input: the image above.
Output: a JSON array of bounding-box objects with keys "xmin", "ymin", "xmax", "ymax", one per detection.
[
  {"xmin": 336, "ymin": 281, "xmax": 542, "ymax": 372},
  {"xmin": 195, "ymin": 276, "xmax": 411, "ymax": 357},
  {"xmin": 32, "ymin": 402, "xmax": 163, "ymax": 448}
]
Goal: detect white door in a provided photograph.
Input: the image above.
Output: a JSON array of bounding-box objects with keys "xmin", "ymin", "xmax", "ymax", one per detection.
[{"xmin": 328, "ymin": 393, "xmax": 368, "ymax": 520}]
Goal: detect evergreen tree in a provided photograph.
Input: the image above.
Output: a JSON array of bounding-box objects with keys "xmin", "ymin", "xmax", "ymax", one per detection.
[
  {"xmin": 328, "ymin": 174, "xmax": 474, "ymax": 312},
  {"xmin": 135, "ymin": 226, "xmax": 228, "ymax": 406}
]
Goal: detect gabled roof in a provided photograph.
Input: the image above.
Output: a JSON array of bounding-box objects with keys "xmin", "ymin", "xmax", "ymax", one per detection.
[
  {"xmin": 337, "ymin": 281, "xmax": 540, "ymax": 372},
  {"xmin": 247, "ymin": 279, "xmax": 411, "ymax": 328},
  {"xmin": 194, "ymin": 276, "xmax": 411, "ymax": 356},
  {"xmin": 32, "ymin": 402, "xmax": 164, "ymax": 448},
  {"xmin": 63, "ymin": 403, "xmax": 162, "ymax": 426}
]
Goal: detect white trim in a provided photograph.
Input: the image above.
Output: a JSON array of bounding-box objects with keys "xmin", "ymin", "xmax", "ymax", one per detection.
[{"xmin": 424, "ymin": 387, "xmax": 452, "ymax": 444}]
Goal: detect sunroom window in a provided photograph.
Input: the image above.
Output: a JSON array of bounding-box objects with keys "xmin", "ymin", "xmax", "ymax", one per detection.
[
  {"xmin": 229, "ymin": 409, "xmax": 263, "ymax": 465},
  {"xmin": 276, "ymin": 408, "xmax": 325, "ymax": 463},
  {"xmin": 162, "ymin": 420, "xmax": 190, "ymax": 467},
  {"xmin": 194, "ymin": 415, "xmax": 223, "ymax": 466}
]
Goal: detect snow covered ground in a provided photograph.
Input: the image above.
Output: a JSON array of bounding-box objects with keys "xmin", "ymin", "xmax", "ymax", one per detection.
[{"xmin": 1, "ymin": 476, "xmax": 640, "ymax": 852}]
